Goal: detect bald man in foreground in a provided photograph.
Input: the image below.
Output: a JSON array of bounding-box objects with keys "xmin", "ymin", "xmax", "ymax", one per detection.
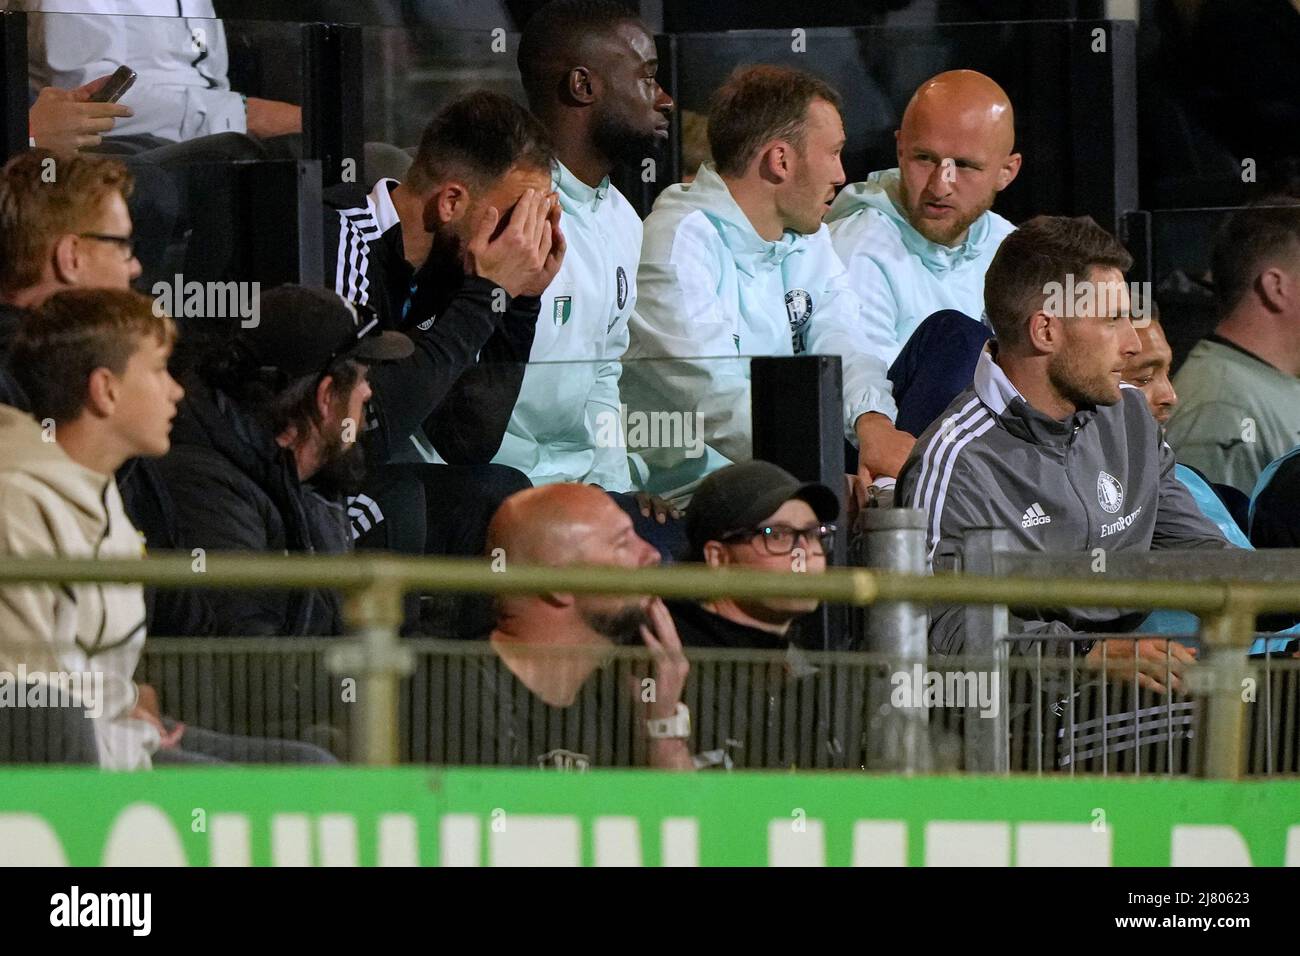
[
  {"xmin": 479, "ymin": 484, "xmax": 693, "ymax": 770},
  {"xmin": 827, "ymin": 70, "xmax": 1021, "ymax": 437}
]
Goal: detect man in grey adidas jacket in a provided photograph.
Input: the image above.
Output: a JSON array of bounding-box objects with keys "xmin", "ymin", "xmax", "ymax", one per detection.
[{"xmin": 898, "ymin": 216, "xmax": 1229, "ymax": 672}]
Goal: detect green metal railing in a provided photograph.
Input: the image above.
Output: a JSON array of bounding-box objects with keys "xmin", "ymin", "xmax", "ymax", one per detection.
[{"xmin": 0, "ymin": 552, "xmax": 1293, "ymax": 775}]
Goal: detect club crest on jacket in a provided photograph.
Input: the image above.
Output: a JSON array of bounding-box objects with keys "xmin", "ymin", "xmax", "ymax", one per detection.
[
  {"xmin": 785, "ymin": 288, "xmax": 813, "ymax": 352},
  {"xmin": 1097, "ymin": 471, "xmax": 1124, "ymax": 514}
]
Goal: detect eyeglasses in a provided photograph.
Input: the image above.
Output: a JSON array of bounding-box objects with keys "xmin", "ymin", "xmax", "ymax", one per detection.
[
  {"xmin": 78, "ymin": 232, "xmax": 135, "ymax": 260},
  {"xmin": 721, "ymin": 523, "xmax": 837, "ymax": 556}
]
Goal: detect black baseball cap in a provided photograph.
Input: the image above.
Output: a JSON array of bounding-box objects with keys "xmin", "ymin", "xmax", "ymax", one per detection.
[
  {"xmin": 236, "ymin": 285, "xmax": 412, "ymax": 380},
  {"xmin": 686, "ymin": 460, "xmax": 840, "ymax": 559}
]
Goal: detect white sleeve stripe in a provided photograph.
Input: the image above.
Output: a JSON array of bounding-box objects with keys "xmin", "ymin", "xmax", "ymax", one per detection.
[
  {"xmin": 348, "ymin": 493, "xmax": 384, "ymax": 525},
  {"xmin": 347, "ymin": 224, "xmax": 366, "ymax": 303},
  {"xmin": 333, "ymin": 210, "xmax": 353, "ymax": 296},
  {"xmin": 913, "ymin": 396, "xmax": 983, "ymax": 522},
  {"xmin": 912, "ymin": 404, "xmax": 991, "ymax": 564},
  {"xmin": 926, "ymin": 413, "xmax": 998, "ymax": 565}
]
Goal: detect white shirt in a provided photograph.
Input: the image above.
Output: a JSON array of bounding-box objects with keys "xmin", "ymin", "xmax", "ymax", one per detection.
[{"xmin": 24, "ymin": 0, "xmax": 246, "ymax": 141}]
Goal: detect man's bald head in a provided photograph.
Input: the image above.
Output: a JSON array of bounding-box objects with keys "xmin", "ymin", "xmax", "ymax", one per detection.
[
  {"xmin": 901, "ymin": 70, "xmax": 1016, "ymax": 157},
  {"xmin": 488, "ymin": 483, "xmax": 618, "ymax": 566},
  {"xmin": 487, "ymin": 483, "xmax": 661, "ymax": 646},
  {"xmin": 487, "ymin": 482, "xmax": 662, "ymax": 573},
  {"xmin": 894, "ymin": 70, "xmax": 1022, "ymax": 246}
]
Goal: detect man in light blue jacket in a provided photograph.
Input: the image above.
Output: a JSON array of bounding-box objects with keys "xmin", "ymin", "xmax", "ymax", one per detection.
[
  {"xmin": 496, "ymin": 1, "xmax": 682, "ymax": 555},
  {"xmin": 624, "ymin": 65, "xmax": 902, "ymax": 503},
  {"xmin": 826, "ymin": 70, "xmax": 1021, "ymax": 436}
]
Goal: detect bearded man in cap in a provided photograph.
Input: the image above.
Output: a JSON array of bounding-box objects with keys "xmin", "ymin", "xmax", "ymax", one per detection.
[{"xmin": 154, "ymin": 285, "xmax": 412, "ymax": 637}]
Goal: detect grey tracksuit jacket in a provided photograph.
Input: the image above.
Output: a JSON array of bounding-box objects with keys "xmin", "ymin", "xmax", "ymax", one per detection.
[{"xmin": 898, "ymin": 348, "xmax": 1230, "ymax": 656}]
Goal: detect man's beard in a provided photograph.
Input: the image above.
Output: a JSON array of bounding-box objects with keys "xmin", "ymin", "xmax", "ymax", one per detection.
[
  {"xmin": 592, "ymin": 110, "xmax": 663, "ymax": 170},
  {"xmin": 427, "ymin": 227, "xmax": 467, "ymax": 282},
  {"xmin": 1048, "ymin": 349, "xmax": 1121, "ymax": 410},
  {"xmin": 899, "ymin": 177, "xmax": 993, "ymax": 246},
  {"xmin": 580, "ymin": 602, "xmax": 650, "ymax": 646},
  {"xmin": 311, "ymin": 428, "xmax": 368, "ymax": 496}
]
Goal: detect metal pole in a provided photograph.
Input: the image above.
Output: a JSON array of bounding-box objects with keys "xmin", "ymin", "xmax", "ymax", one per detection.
[
  {"xmin": 1194, "ymin": 605, "xmax": 1255, "ymax": 780},
  {"xmin": 961, "ymin": 529, "xmax": 1012, "ymax": 774},
  {"xmin": 860, "ymin": 508, "xmax": 930, "ymax": 771},
  {"xmin": 302, "ymin": 22, "xmax": 364, "ymax": 188},
  {"xmin": 328, "ymin": 577, "xmax": 411, "ymax": 765}
]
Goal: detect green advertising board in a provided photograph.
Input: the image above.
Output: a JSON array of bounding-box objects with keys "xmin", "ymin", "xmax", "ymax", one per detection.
[{"xmin": 0, "ymin": 769, "xmax": 1296, "ymax": 866}]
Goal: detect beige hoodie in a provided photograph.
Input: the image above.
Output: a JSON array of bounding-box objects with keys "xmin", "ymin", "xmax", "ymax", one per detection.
[{"xmin": 0, "ymin": 405, "xmax": 159, "ymax": 769}]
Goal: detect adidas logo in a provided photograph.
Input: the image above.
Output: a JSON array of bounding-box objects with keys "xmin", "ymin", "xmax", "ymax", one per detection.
[{"xmin": 1021, "ymin": 502, "xmax": 1052, "ymax": 528}]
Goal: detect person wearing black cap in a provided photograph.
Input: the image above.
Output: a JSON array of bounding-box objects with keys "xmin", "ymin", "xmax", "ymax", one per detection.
[
  {"xmin": 155, "ymin": 285, "xmax": 413, "ymax": 638},
  {"xmin": 672, "ymin": 460, "xmax": 839, "ymax": 649},
  {"xmin": 670, "ymin": 460, "xmax": 862, "ymax": 769}
]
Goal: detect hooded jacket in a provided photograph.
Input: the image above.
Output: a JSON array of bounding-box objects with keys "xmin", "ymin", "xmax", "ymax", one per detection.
[
  {"xmin": 898, "ymin": 348, "xmax": 1230, "ymax": 655},
  {"xmin": 492, "ymin": 162, "xmax": 640, "ymax": 491},
  {"xmin": 154, "ymin": 376, "xmax": 348, "ymax": 637},
  {"xmin": 0, "ymin": 405, "xmax": 160, "ymax": 769},
  {"xmin": 623, "ymin": 162, "xmax": 894, "ymax": 502},
  {"xmin": 825, "ymin": 168, "xmax": 1015, "ymax": 367}
]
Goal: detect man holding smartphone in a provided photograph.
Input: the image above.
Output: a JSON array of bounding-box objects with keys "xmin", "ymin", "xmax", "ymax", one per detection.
[
  {"xmin": 25, "ymin": 0, "xmax": 301, "ymax": 144},
  {"xmin": 28, "ymin": 72, "xmax": 133, "ymax": 153}
]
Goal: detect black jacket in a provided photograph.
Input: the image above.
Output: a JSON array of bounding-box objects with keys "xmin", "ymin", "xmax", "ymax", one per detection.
[
  {"xmin": 116, "ymin": 456, "xmax": 216, "ymax": 637},
  {"xmin": 0, "ymin": 303, "xmax": 30, "ymax": 410},
  {"xmin": 1250, "ymin": 446, "xmax": 1300, "ymax": 548},
  {"xmin": 367, "ymin": 269, "xmax": 540, "ymax": 465},
  {"xmin": 154, "ymin": 376, "xmax": 349, "ymax": 637},
  {"xmin": 667, "ymin": 599, "xmax": 787, "ymax": 651},
  {"xmin": 323, "ymin": 179, "xmax": 540, "ymax": 465}
]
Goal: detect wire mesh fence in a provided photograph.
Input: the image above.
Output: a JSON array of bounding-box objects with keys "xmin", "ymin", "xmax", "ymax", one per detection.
[{"xmin": 72, "ymin": 637, "xmax": 1292, "ymax": 774}]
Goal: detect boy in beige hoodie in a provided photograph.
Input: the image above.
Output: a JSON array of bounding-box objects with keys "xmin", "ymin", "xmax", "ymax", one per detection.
[{"xmin": 0, "ymin": 287, "xmax": 181, "ymax": 769}]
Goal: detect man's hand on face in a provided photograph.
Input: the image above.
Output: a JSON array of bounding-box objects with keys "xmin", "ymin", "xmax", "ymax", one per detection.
[
  {"xmin": 855, "ymin": 412, "xmax": 916, "ymax": 484},
  {"xmin": 518, "ymin": 195, "xmax": 565, "ymax": 298},
  {"xmin": 29, "ymin": 78, "xmax": 132, "ymax": 152},
  {"xmin": 1085, "ymin": 638, "xmax": 1198, "ymax": 694},
  {"xmin": 466, "ymin": 188, "xmax": 565, "ymax": 299},
  {"xmin": 639, "ymin": 597, "xmax": 689, "ymax": 719}
]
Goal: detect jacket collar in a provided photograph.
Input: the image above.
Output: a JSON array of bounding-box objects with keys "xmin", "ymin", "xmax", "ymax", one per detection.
[
  {"xmin": 369, "ymin": 178, "xmax": 401, "ymax": 233},
  {"xmin": 554, "ymin": 160, "xmax": 610, "ymax": 214},
  {"xmin": 171, "ymin": 375, "xmax": 298, "ymax": 498},
  {"xmin": 973, "ymin": 345, "xmax": 1097, "ymax": 447},
  {"xmin": 691, "ymin": 163, "xmax": 806, "ymax": 277},
  {"xmin": 879, "ymin": 169, "xmax": 991, "ymax": 271}
]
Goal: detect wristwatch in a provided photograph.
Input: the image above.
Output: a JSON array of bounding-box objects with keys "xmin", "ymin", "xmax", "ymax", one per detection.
[{"xmin": 644, "ymin": 702, "xmax": 691, "ymax": 740}]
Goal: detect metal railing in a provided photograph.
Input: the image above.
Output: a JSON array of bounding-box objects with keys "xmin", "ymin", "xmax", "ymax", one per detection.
[{"xmin": 1, "ymin": 526, "xmax": 1298, "ymax": 776}]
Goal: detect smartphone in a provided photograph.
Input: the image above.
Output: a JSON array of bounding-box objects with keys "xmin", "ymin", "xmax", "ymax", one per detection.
[{"xmin": 89, "ymin": 65, "xmax": 137, "ymax": 104}]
